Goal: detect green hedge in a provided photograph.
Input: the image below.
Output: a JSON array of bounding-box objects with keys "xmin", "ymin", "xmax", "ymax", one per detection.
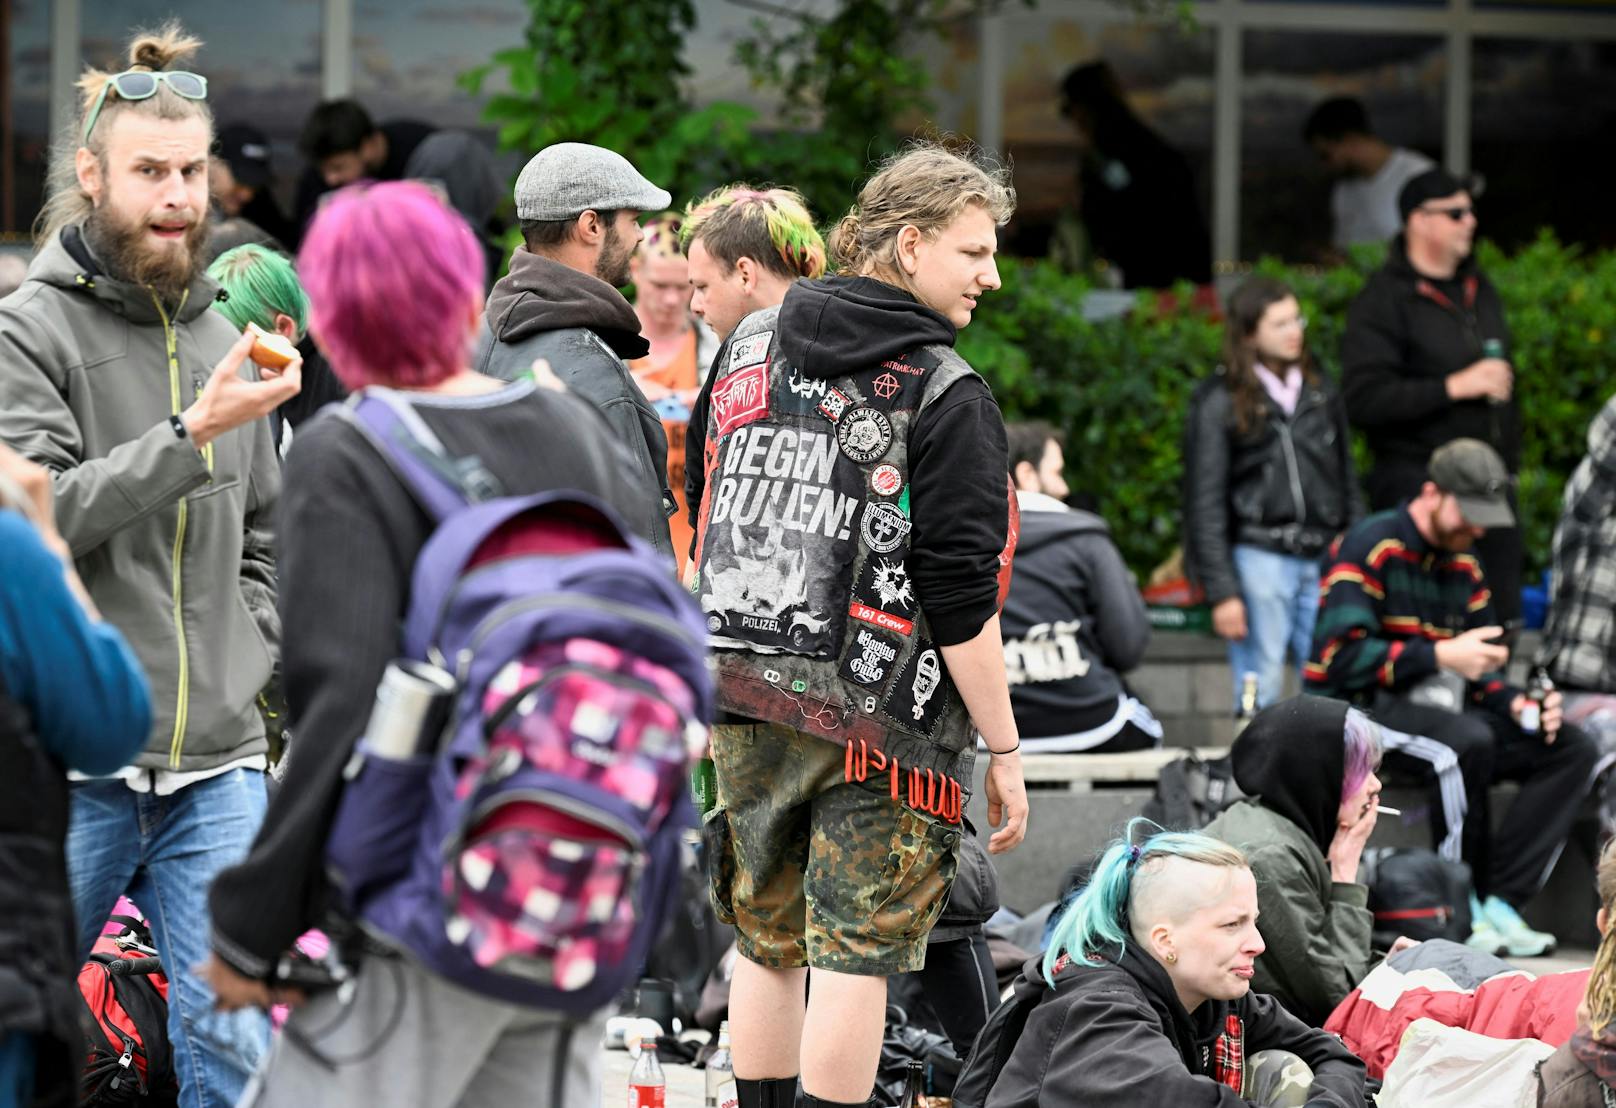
[{"xmin": 956, "ymin": 233, "xmax": 1616, "ymax": 586}]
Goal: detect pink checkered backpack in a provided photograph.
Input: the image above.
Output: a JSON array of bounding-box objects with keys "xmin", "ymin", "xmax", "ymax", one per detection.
[{"xmin": 323, "ymin": 390, "xmax": 713, "ymax": 1013}]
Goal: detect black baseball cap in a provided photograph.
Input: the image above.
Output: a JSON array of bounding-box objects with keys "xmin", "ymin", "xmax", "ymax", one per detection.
[
  {"xmin": 1429, "ymin": 438, "xmax": 1515, "ymax": 529},
  {"xmin": 216, "ymin": 123, "xmax": 273, "ymax": 190},
  {"xmin": 1398, "ymin": 168, "xmax": 1480, "ymax": 223}
]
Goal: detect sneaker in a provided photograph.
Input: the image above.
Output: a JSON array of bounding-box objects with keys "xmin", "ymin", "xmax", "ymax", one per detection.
[
  {"xmin": 1480, "ymin": 895, "xmax": 1557, "ymax": 958},
  {"xmin": 1465, "ymin": 893, "xmax": 1506, "ymax": 955}
]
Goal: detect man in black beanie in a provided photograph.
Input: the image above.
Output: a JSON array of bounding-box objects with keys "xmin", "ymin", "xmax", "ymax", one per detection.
[{"xmin": 1339, "ymin": 168, "xmax": 1524, "ymax": 628}]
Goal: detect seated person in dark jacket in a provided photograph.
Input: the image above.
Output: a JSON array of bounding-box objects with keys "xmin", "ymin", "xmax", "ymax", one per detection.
[
  {"xmin": 1002, "ymin": 421, "xmax": 1160, "ymax": 753},
  {"xmin": 1204, "ymin": 695, "xmax": 1408, "ymax": 1027},
  {"xmin": 985, "ymin": 818, "xmax": 1366, "ymax": 1107}
]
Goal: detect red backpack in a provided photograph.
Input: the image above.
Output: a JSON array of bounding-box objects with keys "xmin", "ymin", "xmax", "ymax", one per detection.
[{"xmin": 77, "ymin": 916, "xmax": 177, "ymax": 1106}]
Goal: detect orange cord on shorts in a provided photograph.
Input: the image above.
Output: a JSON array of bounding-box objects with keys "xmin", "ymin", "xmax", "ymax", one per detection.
[{"xmin": 844, "ymin": 741, "xmax": 962, "ymax": 824}]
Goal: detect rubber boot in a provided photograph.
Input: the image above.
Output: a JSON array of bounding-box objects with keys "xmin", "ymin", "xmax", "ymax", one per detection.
[{"xmin": 737, "ymin": 1076, "xmax": 800, "ymax": 1108}]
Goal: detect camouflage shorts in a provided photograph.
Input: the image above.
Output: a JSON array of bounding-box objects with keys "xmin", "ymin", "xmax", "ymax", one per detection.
[
  {"xmin": 1246, "ymin": 1050, "xmax": 1315, "ymax": 1108},
  {"xmin": 705, "ymin": 721, "xmax": 962, "ymax": 975}
]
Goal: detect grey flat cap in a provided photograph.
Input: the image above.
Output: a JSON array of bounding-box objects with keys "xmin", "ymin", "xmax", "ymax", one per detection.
[{"xmin": 513, "ymin": 142, "xmax": 672, "ymax": 221}]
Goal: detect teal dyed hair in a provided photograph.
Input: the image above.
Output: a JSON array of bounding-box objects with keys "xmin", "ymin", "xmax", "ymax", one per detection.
[
  {"xmin": 1041, "ymin": 817, "xmax": 1248, "ymax": 987},
  {"xmin": 207, "ymin": 244, "xmax": 310, "ymax": 339}
]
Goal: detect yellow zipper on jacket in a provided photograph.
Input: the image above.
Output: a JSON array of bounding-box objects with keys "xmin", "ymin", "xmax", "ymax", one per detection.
[{"xmin": 153, "ymin": 290, "xmax": 205, "ymax": 768}]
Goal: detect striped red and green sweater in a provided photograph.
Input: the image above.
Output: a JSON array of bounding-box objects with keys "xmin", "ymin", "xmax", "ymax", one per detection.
[{"xmin": 1303, "ymin": 506, "xmax": 1519, "ymax": 716}]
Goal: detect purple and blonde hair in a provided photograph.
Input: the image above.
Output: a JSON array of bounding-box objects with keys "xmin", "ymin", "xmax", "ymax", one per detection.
[
  {"xmin": 680, "ymin": 184, "xmax": 826, "ymax": 281},
  {"xmin": 297, "ymin": 181, "xmax": 485, "ymax": 391},
  {"xmin": 1342, "ymin": 707, "xmax": 1383, "ymax": 804}
]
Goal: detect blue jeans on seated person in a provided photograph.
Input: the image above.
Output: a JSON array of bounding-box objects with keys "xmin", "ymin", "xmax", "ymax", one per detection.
[
  {"xmin": 66, "ymin": 768, "xmax": 271, "ymax": 1108},
  {"xmin": 1227, "ymin": 544, "xmax": 1321, "ymax": 710}
]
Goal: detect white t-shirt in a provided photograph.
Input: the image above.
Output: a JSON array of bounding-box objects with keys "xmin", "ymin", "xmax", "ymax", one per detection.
[{"xmin": 1331, "ymin": 147, "xmax": 1436, "ymax": 249}]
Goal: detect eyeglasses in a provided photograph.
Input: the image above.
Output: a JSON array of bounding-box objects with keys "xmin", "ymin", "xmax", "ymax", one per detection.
[
  {"xmin": 1419, "ymin": 204, "xmax": 1475, "ymax": 223},
  {"xmin": 83, "ymin": 71, "xmax": 209, "ymax": 144}
]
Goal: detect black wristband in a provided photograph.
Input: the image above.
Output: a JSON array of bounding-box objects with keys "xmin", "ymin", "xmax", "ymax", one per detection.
[
  {"xmin": 169, "ymin": 414, "xmax": 189, "ymax": 440},
  {"xmin": 989, "ymin": 741, "xmax": 1020, "ymax": 756}
]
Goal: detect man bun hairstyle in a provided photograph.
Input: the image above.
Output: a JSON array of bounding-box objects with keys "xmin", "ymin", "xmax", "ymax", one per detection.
[
  {"xmin": 828, "ymin": 141, "xmax": 1015, "ymax": 281},
  {"xmin": 75, "ymin": 21, "xmax": 209, "ymax": 150},
  {"xmin": 37, "ymin": 21, "xmax": 211, "ymax": 244},
  {"xmin": 680, "ymin": 184, "xmax": 826, "ymax": 281}
]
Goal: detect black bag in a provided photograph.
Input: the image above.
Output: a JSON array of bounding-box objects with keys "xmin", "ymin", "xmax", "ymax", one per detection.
[
  {"xmin": 875, "ymin": 1004, "xmax": 961, "ymax": 1103},
  {"xmin": 951, "ymin": 970, "xmax": 1047, "ymax": 1108},
  {"xmin": 1360, "ymin": 847, "xmax": 1474, "ymax": 949},
  {"xmin": 1141, "ymin": 751, "xmax": 1244, "ymax": 831},
  {"xmin": 641, "ymin": 839, "xmax": 733, "ymax": 1030},
  {"xmin": 77, "ymin": 916, "xmax": 177, "ymax": 1106}
]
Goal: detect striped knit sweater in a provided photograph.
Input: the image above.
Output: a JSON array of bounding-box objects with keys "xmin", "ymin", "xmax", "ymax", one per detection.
[{"xmin": 1303, "ymin": 506, "xmax": 1518, "ymax": 717}]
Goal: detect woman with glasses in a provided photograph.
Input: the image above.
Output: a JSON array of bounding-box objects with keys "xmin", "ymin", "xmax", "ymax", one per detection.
[{"xmin": 1183, "ymin": 276, "xmax": 1363, "ymax": 710}]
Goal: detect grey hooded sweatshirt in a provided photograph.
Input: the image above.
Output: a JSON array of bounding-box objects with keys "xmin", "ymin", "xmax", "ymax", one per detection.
[{"xmin": 0, "ymin": 226, "xmax": 279, "ymax": 772}]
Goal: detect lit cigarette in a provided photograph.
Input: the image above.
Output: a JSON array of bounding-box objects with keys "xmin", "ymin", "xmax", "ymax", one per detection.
[{"xmin": 1376, "ymin": 805, "xmax": 1401, "ymax": 816}]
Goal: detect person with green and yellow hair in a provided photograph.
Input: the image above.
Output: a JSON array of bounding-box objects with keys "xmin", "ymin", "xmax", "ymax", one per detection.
[{"xmin": 680, "ymin": 183, "xmax": 825, "ymax": 342}]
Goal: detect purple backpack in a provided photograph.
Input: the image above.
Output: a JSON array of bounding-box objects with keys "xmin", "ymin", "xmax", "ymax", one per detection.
[{"xmin": 323, "ymin": 389, "xmax": 712, "ymax": 1012}]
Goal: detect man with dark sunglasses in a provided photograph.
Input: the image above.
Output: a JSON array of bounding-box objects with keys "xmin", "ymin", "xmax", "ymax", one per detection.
[
  {"xmin": 0, "ymin": 24, "xmax": 297, "ymax": 1108},
  {"xmin": 1340, "ymin": 167, "xmax": 1525, "ymax": 631}
]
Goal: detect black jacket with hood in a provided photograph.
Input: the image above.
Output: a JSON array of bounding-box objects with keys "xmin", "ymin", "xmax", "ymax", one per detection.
[
  {"xmin": 982, "ymin": 946, "xmax": 1366, "ymax": 1107},
  {"xmin": 474, "ymin": 248, "xmax": 675, "ymax": 558},
  {"xmin": 685, "ymin": 276, "xmax": 1009, "ymax": 646},
  {"xmin": 1203, "ymin": 695, "xmax": 1375, "ymax": 1026},
  {"xmin": 1340, "ymin": 235, "xmax": 1517, "ymax": 508},
  {"xmin": 1002, "ymin": 496, "xmax": 1151, "ymax": 736},
  {"xmin": 1183, "ymin": 369, "xmax": 1363, "ymax": 606}
]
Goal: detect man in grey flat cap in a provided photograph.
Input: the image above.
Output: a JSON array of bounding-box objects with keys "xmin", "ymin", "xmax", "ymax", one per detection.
[{"xmin": 474, "ymin": 142, "xmax": 676, "ymax": 557}]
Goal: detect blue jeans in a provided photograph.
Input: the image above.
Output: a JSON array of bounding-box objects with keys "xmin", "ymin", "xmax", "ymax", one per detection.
[
  {"xmin": 67, "ymin": 768, "xmax": 271, "ymax": 1108},
  {"xmin": 1228, "ymin": 544, "xmax": 1321, "ymax": 710}
]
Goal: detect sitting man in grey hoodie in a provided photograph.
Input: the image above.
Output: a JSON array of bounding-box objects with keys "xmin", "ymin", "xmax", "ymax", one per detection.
[{"xmin": 474, "ymin": 142, "xmax": 676, "ymax": 558}]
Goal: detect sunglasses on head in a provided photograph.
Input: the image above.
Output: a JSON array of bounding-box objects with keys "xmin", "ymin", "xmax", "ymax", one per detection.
[
  {"xmin": 1419, "ymin": 204, "xmax": 1474, "ymax": 222},
  {"xmin": 83, "ymin": 70, "xmax": 209, "ymax": 143}
]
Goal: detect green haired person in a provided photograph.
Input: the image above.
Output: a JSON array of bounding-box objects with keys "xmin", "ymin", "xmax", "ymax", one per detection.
[
  {"xmin": 957, "ymin": 818, "xmax": 1368, "ymax": 1107},
  {"xmin": 207, "ymin": 243, "xmax": 309, "ymax": 350}
]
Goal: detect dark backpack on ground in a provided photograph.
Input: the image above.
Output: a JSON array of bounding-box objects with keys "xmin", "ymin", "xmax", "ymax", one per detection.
[
  {"xmin": 1360, "ymin": 847, "xmax": 1474, "ymax": 948},
  {"xmin": 322, "ymin": 390, "xmax": 713, "ymax": 1014},
  {"xmin": 951, "ymin": 965, "xmax": 1051, "ymax": 1108},
  {"xmin": 1141, "ymin": 751, "xmax": 1244, "ymax": 831},
  {"xmin": 77, "ymin": 916, "xmax": 177, "ymax": 1106}
]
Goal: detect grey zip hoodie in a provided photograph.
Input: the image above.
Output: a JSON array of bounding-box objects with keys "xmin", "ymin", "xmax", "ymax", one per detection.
[{"xmin": 0, "ymin": 226, "xmax": 279, "ymax": 771}]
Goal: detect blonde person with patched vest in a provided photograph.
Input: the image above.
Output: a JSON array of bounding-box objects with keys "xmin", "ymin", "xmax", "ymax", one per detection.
[
  {"xmin": 0, "ymin": 24, "xmax": 299, "ymax": 1107},
  {"xmin": 685, "ymin": 143, "xmax": 1030, "ymax": 1108}
]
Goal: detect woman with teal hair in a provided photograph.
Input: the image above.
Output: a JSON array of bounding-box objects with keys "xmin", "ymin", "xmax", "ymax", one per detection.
[{"xmin": 959, "ymin": 819, "xmax": 1366, "ymax": 1107}]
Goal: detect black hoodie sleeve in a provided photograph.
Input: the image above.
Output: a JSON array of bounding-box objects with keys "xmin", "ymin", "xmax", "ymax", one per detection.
[
  {"xmin": 907, "ymin": 377, "xmax": 1009, "ymax": 646},
  {"xmin": 1240, "ymin": 991, "xmax": 1368, "ymax": 1107}
]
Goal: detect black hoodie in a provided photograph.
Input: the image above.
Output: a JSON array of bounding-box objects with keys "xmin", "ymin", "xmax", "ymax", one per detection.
[
  {"xmin": 982, "ymin": 948, "xmax": 1365, "ymax": 1107},
  {"xmin": 474, "ymin": 249, "xmax": 674, "ymax": 557},
  {"xmin": 1002, "ymin": 496, "xmax": 1151, "ymax": 738},
  {"xmin": 1204, "ymin": 695, "xmax": 1376, "ymax": 1026},
  {"xmin": 685, "ymin": 277, "xmax": 1009, "ymax": 646},
  {"xmin": 1340, "ymin": 234, "xmax": 1517, "ymax": 507},
  {"xmin": 1231, "ymin": 695, "xmax": 1350, "ymax": 853}
]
